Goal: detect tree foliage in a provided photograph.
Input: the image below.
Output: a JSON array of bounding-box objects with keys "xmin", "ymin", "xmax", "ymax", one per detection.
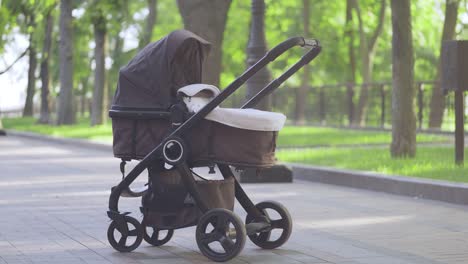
[{"xmin": 0, "ymin": 0, "xmax": 464, "ymax": 130}]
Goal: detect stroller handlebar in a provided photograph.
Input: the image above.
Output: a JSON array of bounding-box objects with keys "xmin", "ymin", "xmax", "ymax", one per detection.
[
  {"xmin": 241, "ymin": 37, "xmax": 321, "ymax": 108},
  {"xmin": 302, "ymin": 38, "xmax": 320, "ymax": 48},
  {"xmin": 267, "ymin": 37, "xmax": 320, "ymax": 61}
]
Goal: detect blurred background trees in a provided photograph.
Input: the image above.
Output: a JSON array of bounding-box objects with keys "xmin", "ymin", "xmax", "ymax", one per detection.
[
  {"xmin": 0, "ymin": 0, "xmax": 467, "ymax": 154},
  {"xmin": 428, "ymin": 0, "xmax": 461, "ymax": 129},
  {"xmin": 177, "ymin": 0, "xmax": 232, "ymax": 87}
]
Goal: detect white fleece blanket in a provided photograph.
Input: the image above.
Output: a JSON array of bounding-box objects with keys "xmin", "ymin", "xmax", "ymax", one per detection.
[{"xmin": 178, "ymin": 84, "xmax": 286, "ymax": 131}]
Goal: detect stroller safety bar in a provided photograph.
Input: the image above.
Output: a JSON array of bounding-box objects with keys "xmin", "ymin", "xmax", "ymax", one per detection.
[
  {"xmin": 108, "ymin": 36, "xmax": 321, "ymax": 213},
  {"xmin": 109, "ymin": 107, "xmax": 171, "ymax": 120},
  {"xmin": 109, "ymin": 109, "xmax": 170, "ymax": 120}
]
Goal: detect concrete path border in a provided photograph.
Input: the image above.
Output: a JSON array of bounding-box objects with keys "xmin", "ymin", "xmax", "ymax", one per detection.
[
  {"xmin": 290, "ymin": 163, "xmax": 468, "ymax": 206},
  {"xmin": 6, "ymin": 130, "xmax": 468, "ymax": 206}
]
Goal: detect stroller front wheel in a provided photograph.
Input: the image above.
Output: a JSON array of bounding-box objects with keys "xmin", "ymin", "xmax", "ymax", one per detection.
[
  {"xmin": 245, "ymin": 200, "xmax": 292, "ymax": 249},
  {"xmin": 107, "ymin": 215, "xmax": 143, "ymax": 252},
  {"xmin": 196, "ymin": 208, "xmax": 246, "ymax": 262}
]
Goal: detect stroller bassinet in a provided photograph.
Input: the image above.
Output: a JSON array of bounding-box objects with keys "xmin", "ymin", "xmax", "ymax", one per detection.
[
  {"xmin": 111, "ymin": 30, "xmax": 284, "ymax": 167},
  {"xmin": 106, "ymin": 29, "xmax": 321, "ymax": 262}
]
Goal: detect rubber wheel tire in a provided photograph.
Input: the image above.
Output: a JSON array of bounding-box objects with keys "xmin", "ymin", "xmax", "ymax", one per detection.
[
  {"xmin": 196, "ymin": 208, "xmax": 246, "ymax": 262},
  {"xmin": 143, "ymin": 224, "xmax": 174, "ymax": 246},
  {"xmin": 245, "ymin": 201, "xmax": 292, "ymax": 249},
  {"xmin": 107, "ymin": 215, "xmax": 143, "ymax": 252}
]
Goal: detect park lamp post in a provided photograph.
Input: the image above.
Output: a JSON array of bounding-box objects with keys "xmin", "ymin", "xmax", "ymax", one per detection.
[
  {"xmin": 245, "ymin": 0, "xmax": 271, "ymax": 111},
  {"xmin": 441, "ymin": 40, "xmax": 468, "ymax": 166},
  {"xmin": 0, "ymin": 106, "xmax": 5, "ymax": 136},
  {"xmin": 239, "ymin": 0, "xmax": 292, "ymax": 183},
  {"xmin": 0, "ymin": 119, "xmax": 4, "ymax": 136}
]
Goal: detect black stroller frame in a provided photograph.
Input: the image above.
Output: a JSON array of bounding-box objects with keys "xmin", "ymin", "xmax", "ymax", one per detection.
[{"xmin": 107, "ymin": 36, "xmax": 321, "ymax": 262}]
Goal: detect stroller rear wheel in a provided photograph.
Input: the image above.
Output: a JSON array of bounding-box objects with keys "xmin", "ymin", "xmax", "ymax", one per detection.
[
  {"xmin": 196, "ymin": 208, "xmax": 246, "ymax": 262},
  {"xmin": 142, "ymin": 224, "xmax": 174, "ymax": 246},
  {"xmin": 245, "ymin": 201, "xmax": 292, "ymax": 249},
  {"xmin": 107, "ymin": 215, "xmax": 143, "ymax": 252}
]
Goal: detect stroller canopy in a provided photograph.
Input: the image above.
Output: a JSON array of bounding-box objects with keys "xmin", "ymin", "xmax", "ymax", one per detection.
[{"xmin": 112, "ymin": 30, "xmax": 211, "ymax": 109}]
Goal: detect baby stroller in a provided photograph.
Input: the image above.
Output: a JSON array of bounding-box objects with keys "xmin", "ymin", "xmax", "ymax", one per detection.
[{"xmin": 107, "ymin": 29, "xmax": 321, "ymax": 262}]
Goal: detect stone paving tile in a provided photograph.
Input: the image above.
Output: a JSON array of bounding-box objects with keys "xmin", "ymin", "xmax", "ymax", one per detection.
[
  {"xmin": 264, "ymin": 249, "xmax": 327, "ymax": 263},
  {"xmin": 341, "ymin": 256, "xmax": 431, "ymax": 264},
  {"xmin": 2, "ymin": 136, "xmax": 468, "ymax": 264},
  {"xmin": 0, "ymin": 256, "xmax": 33, "ymax": 264}
]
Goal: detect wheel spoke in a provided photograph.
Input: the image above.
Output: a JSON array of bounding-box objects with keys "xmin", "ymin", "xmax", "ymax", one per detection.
[
  {"xmin": 200, "ymin": 232, "xmax": 217, "ymax": 244},
  {"xmin": 270, "ymin": 219, "xmax": 286, "ymax": 229},
  {"xmin": 118, "ymin": 236, "xmax": 127, "ymax": 247},
  {"xmin": 215, "ymin": 214, "xmax": 228, "ymax": 230},
  {"xmin": 258, "ymin": 231, "xmax": 271, "ymax": 242},
  {"xmin": 128, "ymin": 229, "xmax": 139, "ymax": 237},
  {"xmin": 117, "ymin": 222, "xmax": 129, "ymax": 236},
  {"xmin": 220, "ymin": 236, "xmax": 235, "ymax": 252},
  {"xmin": 150, "ymin": 229, "xmax": 160, "ymax": 241}
]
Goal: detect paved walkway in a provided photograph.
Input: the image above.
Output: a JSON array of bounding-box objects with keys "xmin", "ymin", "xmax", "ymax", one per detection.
[{"xmin": 1, "ymin": 135, "xmax": 468, "ymax": 264}]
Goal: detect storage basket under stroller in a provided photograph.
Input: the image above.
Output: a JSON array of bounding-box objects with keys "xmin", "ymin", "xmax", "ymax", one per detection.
[{"xmin": 142, "ymin": 168, "xmax": 235, "ymax": 230}]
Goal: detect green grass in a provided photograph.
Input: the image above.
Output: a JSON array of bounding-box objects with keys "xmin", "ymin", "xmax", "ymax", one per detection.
[
  {"xmin": 3, "ymin": 117, "xmax": 464, "ymax": 182},
  {"xmin": 2, "ymin": 117, "xmax": 113, "ymax": 143},
  {"xmin": 277, "ymin": 146, "xmax": 468, "ymax": 183},
  {"xmin": 3, "ymin": 117, "xmax": 450, "ymax": 146},
  {"xmin": 278, "ymin": 126, "xmax": 449, "ymax": 146}
]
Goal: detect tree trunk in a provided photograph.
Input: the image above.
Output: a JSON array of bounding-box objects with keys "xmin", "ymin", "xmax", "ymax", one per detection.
[
  {"xmin": 80, "ymin": 78, "xmax": 88, "ymax": 117},
  {"xmin": 345, "ymin": 0, "xmax": 357, "ymax": 126},
  {"xmin": 177, "ymin": 0, "xmax": 232, "ymax": 87},
  {"xmin": 352, "ymin": 0, "xmax": 386, "ymax": 126},
  {"xmin": 139, "ymin": 0, "xmax": 157, "ymax": 49},
  {"xmin": 428, "ymin": 0, "xmax": 460, "ymax": 129},
  {"xmin": 345, "ymin": 0, "xmax": 356, "ymax": 84},
  {"xmin": 390, "ymin": 0, "xmax": 416, "ymax": 157},
  {"xmin": 109, "ymin": 0, "xmax": 128, "ymax": 104},
  {"xmin": 38, "ymin": 11, "xmax": 54, "ymax": 124},
  {"xmin": 91, "ymin": 17, "xmax": 107, "ymax": 126},
  {"xmin": 23, "ymin": 37, "xmax": 37, "ymax": 117},
  {"xmin": 0, "ymin": 117, "xmax": 5, "ymax": 135},
  {"xmin": 295, "ymin": 0, "xmax": 310, "ymax": 125},
  {"xmin": 57, "ymin": 0, "xmax": 75, "ymax": 125},
  {"xmin": 109, "ymin": 33, "xmax": 124, "ymax": 102}
]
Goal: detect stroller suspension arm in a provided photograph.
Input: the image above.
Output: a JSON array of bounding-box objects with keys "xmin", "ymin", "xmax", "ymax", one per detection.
[{"xmin": 108, "ymin": 157, "xmax": 154, "ymax": 213}]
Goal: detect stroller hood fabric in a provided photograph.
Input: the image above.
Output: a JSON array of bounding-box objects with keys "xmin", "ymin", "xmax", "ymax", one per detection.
[{"xmin": 112, "ymin": 30, "xmax": 211, "ymax": 109}]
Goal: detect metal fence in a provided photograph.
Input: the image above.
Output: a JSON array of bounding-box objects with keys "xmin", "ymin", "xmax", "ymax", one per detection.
[
  {"xmin": 3, "ymin": 80, "xmax": 464, "ymax": 132},
  {"xmin": 224, "ymin": 80, "xmax": 462, "ymax": 131},
  {"xmin": 0, "ymin": 108, "xmax": 23, "ymax": 118}
]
